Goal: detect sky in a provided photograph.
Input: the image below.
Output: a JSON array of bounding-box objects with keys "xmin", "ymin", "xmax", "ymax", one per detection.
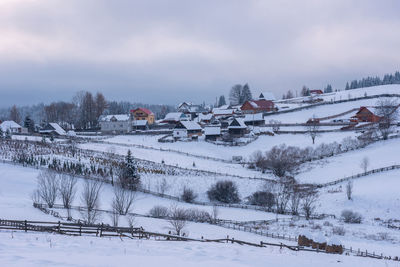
[{"xmin": 0, "ymin": 0, "xmax": 400, "ymax": 107}]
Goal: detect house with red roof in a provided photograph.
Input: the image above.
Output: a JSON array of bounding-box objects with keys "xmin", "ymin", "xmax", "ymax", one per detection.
[
  {"xmin": 240, "ymin": 99, "xmax": 276, "ymax": 114},
  {"xmin": 130, "ymin": 108, "xmax": 155, "ymax": 125},
  {"xmin": 352, "ymin": 107, "xmax": 381, "ymax": 123}
]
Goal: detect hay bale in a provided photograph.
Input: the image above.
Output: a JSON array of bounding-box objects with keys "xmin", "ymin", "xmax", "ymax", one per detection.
[
  {"xmin": 326, "ymin": 237, "xmax": 343, "ymax": 254},
  {"xmin": 298, "ymin": 230, "xmax": 313, "ymax": 247}
]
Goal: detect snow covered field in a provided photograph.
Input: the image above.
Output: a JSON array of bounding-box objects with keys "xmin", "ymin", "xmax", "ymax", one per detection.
[
  {"xmin": 101, "ymin": 131, "xmax": 357, "ymax": 161},
  {"xmin": 296, "ymin": 138, "xmax": 400, "ymax": 184},
  {"xmin": 3, "ymin": 231, "xmax": 397, "ymax": 267}
]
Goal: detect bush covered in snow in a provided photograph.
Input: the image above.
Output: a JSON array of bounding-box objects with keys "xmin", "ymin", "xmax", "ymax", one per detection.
[
  {"xmin": 180, "ymin": 186, "xmax": 197, "ymax": 203},
  {"xmin": 207, "ymin": 180, "xmax": 240, "ymax": 204},
  {"xmin": 341, "ymin": 209, "xmax": 362, "ymax": 224},
  {"xmin": 149, "ymin": 205, "xmax": 169, "ymax": 218},
  {"xmin": 246, "ymin": 191, "xmax": 275, "ymax": 209}
]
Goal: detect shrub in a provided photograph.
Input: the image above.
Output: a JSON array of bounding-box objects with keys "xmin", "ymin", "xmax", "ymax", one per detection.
[
  {"xmin": 181, "ymin": 186, "xmax": 197, "ymax": 203},
  {"xmin": 149, "ymin": 205, "xmax": 169, "ymax": 218},
  {"xmin": 207, "ymin": 180, "xmax": 240, "ymax": 203},
  {"xmin": 341, "ymin": 210, "xmax": 362, "ymax": 224},
  {"xmin": 332, "ymin": 226, "xmax": 346, "ymax": 236},
  {"xmin": 185, "ymin": 208, "xmax": 212, "ymax": 223},
  {"xmin": 247, "ymin": 191, "xmax": 275, "ymax": 209}
]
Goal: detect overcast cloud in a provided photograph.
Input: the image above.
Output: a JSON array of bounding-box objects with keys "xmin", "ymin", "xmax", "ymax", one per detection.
[{"xmin": 0, "ymin": 0, "xmax": 399, "ymax": 107}]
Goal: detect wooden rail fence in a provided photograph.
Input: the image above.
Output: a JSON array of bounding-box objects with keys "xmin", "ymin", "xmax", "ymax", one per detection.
[{"xmin": 1, "ymin": 218, "xmax": 398, "ymax": 262}]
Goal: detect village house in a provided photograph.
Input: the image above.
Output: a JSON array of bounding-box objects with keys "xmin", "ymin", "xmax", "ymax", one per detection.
[
  {"xmin": 243, "ymin": 113, "xmax": 265, "ymax": 126},
  {"xmin": 99, "ymin": 114, "xmax": 130, "ymax": 134},
  {"xmin": 195, "ymin": 113, "xmax": 214, "ymax": 124},
  {"xmin": 173, "ymin": 121, "xmax": 202, "ymax": 140},
  {"xmin": 0, "ymin": 120, "xmax": 27, "ymax": 134},
  {"xmin": 240, "ymin": 99, "xmax": 276, "ymax": 114},
  {"xmin": 310, "ymin": 89, "xmax": 323, "ymax": 95},
  {"xmin": 162, "ymin": 112, "xmax": 190, "ymax": 124},
  {"xmin": 39, "ymin": 123, "xmax": 66, "ymax": 136},
  {"xmin": 212, "ymin": 107, "xmax": 236, "ymax": 119},
  {"xmin": 130, "ymin": 108, "xmax": 155, "ymax": 124},
  {"xmin": 204, "ymin": 125, "xmax": 221, "ymax": 141},
  {"xmin": 177, "ymin": 102, "xmax": 208, "ymax": 120},
  {"xmin": 352, "ymin": 107, "xmax": 381, "ymax": 122},
  {"xmin": 228, "ymin": 118, "xmax": 248, "ymax": 137}
]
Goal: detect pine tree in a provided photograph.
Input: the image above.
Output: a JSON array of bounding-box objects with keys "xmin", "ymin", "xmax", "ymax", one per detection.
[
  {"xmin": 324, "ymin": 84, "xmax": 333, "ymax": 93},
  {"xmin": 301, "ymin": 86, "xmax": 310, "ymax": 96},
  {"xmin": 242, "ymin": 83, "xmax": 253, "ymax": 103},
  {"xmin": 5, "ymin": 129, "xmax": 11, "ymax": 139},
  {"xmin": 24, "ymin": 115, "xmax": 35, "ymax": 133},
  {"xmin": 118, "ymin": 150, "xmax": 140, "ymax": 190},
  {"xmin": 0, "ymin": 127, "xmax": 3, "ymax": 139},
  {"xmin": 217, "ymin": 95, "xmax": 226, "ymax": 107}
]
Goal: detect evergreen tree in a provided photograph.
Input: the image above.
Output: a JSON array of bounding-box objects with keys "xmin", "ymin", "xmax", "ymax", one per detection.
[
  {"xmin": 5, "ymin": 129, "xmax": 11, "ymax": 139},
  {"xmin": 285, "ymin": 90, "xmax": 294, "ymax": 99},
  {"xmin": 345, "ymin": 82, "xmax": 350, "ymax": 90},
  {"xmin": 242, "ymin": 83, "xmax": 253, "ymax": 103},
  {"xmin": 24, "ymin": 115, "xmax": 35, "ymax": 133},
  {"xmin": 118, "ymin": 150, "xmax": 140, "ymax": 190},
  {"xmin": 324, "ymin": 84, "xmax": 333, "ymax": 93},
  {"xmin": 217, "ymin": 95, "xmax": 226, "ymax": 107},
  {"xmin": 301, "ymin": 86, "xmax": 310, "ymax": 96},
  {"xmin": 0, "ymin": 127, "xmax": 3, "ymax": 139}
]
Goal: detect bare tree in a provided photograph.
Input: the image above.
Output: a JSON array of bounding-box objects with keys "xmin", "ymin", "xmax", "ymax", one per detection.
[
  {"xmin": 273, "ymin": 179, "xmax": 294, "ymax": 214},
  {"xmin": 81, "ymin": 179, "xmax": 102, "ymax": 224},
  {"xmin": 360, "ymin": 157, "xmax": 370, "ymax": 174},
  {"xmin": 168, "ymin": 204, "xmax": 187, "ymax": 236},
  {"xmin": 110, "ymin": 210, "xmax": 120, "ymax": 227},
  {"xmin": 212, "ymin": 205, "xmax": 219, "ymax": 224},
  {"xmin": 9, "ymin": 105, "xmax": 21, "ymax": 123},
  {"xmin": 111, "ymin": 186, "xmax": 136, "ymax": 215},
  {"xmin": 346, "ymin": 181, "xmax": 353, "ymax": 200},
  {"xmin": 262, "ymin": 145, "xmax": 301, "ymax": 177},
  {"xmin": 305, "ymin": 115, "xmax": 320, "ymax": 144},
  {"xmin": 375, "ymin": 99, "xmax": 399, "ymax": 140},
  {"xmin": 301, "ymin": 186, "xmax": 319, "ymax": 219},
  {"xmin": 290, "ymin": 186, "xmax": 301, "ymax": 215},
  {"xmin": 59, "ymin": 174, "xmax": 77, "ymax": 219},
  {"xmin": 36, "ymin": 170, "xmax": 59, "ymax": 208},
  {"xmin": 157, "ymin": 178, "xmax": 169, "ymax": 195}
]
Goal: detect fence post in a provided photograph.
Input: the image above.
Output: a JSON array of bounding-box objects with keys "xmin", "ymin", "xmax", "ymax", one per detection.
[
  {"xmin": 100, "ymin": 223, "xmax": 103, "ymax": 237},
  {"xmin": 24, "ymin": 220, "xmax": 27, "ymax": 232},
  {"xmin": 79, "ymin": 222, "xmax": 82, "ymax": 236},
  {"xmin": 58, "ymin": 221, "xmax": 61, "ymax": 233}
]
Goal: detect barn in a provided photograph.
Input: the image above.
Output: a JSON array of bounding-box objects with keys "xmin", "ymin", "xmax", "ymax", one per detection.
[
  {"xmin": 352, "ymin": 107, "xmax": 381, "ymax": 122},
  {"xmin": 240, "ymin": 99, "xmax": 276, "ymax": 114}
]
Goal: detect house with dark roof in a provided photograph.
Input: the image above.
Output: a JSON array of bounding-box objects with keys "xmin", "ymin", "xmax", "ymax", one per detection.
[
  {"xmin": 240, "ymin": 99, "xmax": 276, "ymax": 114},
  {"xmin": 228, "ymin": 118, "xmax": 248, "ymax": 137},
  {"xmin": 130, "ymin": 108, "xmax": 155, "ymax": 124},
  {"xmin": 39, "ymin": 123, "xmax": 67, "ymax": 136}
]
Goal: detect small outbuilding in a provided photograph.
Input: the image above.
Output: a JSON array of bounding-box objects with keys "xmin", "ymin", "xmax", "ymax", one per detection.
[
  {"xmin": 132, "ymin": 120, "xmax": 149, "ymax": 131},
  {"xmin": 243, "ymin": 113, "xmax": 265, "ymax": 126},
  {"xmin": 204, "ymin": 125, "xmax": 221, "ymax": 141}
]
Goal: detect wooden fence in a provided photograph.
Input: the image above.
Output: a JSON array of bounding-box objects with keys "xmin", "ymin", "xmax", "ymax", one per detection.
[
  {"xmin": 1, "ymin": 218, "xmax": 398, "ymax": 261},
  {"xmin": 319, "ymin": 164, "xmax": 400, "ymax": 187}
]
